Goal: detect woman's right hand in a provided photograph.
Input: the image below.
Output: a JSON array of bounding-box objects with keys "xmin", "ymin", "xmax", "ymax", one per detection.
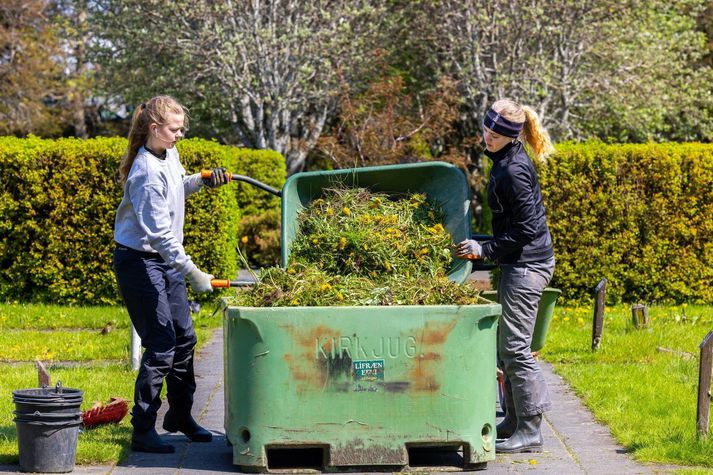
[
  {"xmin": 186, "ymin": 268, "xmax": 214, "ymax": 293},
  {"xmin": 456, "ymin": 239, "xmax": 482, "ymax": 259},
  {"xmin": 202, "ymin": 167, "xmax": 230, "ymax": 188}
]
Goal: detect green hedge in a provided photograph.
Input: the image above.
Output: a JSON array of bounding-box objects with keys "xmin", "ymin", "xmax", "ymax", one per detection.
[
  {"xmin": 538, "ymin": 142, "xmax": 713, "ymax": 304},
  {"xmin": 0, "ymin": 136, "xmax": 284, "ymax": 305}
]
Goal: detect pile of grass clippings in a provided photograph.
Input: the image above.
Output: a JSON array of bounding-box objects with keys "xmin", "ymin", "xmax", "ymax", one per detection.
[{"xmin": 233, "ymin": 187, "xmax": 481, "ymax": 306}]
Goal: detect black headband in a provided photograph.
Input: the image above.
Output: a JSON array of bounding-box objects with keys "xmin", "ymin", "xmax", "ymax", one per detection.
[{"xmin": 483, "ymin": 108, "xmax": 523, "ymax": 138}]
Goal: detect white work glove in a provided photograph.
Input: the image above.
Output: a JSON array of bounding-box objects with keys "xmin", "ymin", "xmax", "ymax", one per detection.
[
  {"xmin": 186, "ymin": 268, "xmax": 214, "ymax": 293},
  {"xmin": 456, "ymin": 239, "xmax": 483, "ymax": 259}
]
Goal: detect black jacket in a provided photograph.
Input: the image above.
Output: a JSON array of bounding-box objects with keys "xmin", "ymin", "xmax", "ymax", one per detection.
[{"xmin": 481, "ymin": 141, "xmax": 554, "ymax": 264}]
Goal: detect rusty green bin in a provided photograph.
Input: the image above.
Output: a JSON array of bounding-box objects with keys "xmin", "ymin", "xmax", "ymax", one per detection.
[{"xmin": 223, "ymin": 303, "xmax": 500, "ymax": 471}]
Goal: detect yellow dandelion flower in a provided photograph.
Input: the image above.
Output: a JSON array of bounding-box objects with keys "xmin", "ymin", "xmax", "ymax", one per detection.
[
  {"xmin": 336, "ymin": 292, "xmax": 344, "ymax": 301},
  {"xmin": 291, "ymin": 298, "xmax": 300, "ymax": 306},
  {"xmin": 320, "ymin": 283, "xmax": 332, "ymax": 291},
  {"xmin": 312, "ymin": 238, "xmax": 319, "ymax": 244},
  {"xmin": 240, "ymin": 236, "xmax": 249, "ymax": 244},
  {"xmin": 326, "ymin": 207, "xmax": 334, "ymax": 216},
  {"xmin": 342, "ymin": 207, "xmax": 351, "ymax": 216},
  {"xmin": 529, "ymin": 459, "xmax": 537, "ymax": 465},
  {"xmin": 564, "ymin": 316, "xmax": 570, "ymax": 322},
  {"xmin": 287, "ymin": 268, "xmax": 296, "ymax": 275},
  {"xmin": 577, "ymin": 317, "xmax": 585, "ymax": 324},
  {"xmin": 363, "ymin": 244, "xmax": 369, "ymax": 251},
  {"xmin": 385, "ymin": 262, "xmax": 391, "ymax": 271},
  {"xmin": 338, "ymin": 237, "xmax": 347, "ymax": 250}
]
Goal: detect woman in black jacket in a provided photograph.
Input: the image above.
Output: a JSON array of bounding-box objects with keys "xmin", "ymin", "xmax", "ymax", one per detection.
[{"xmin": 457, "ymin": 99, "xmax": 555, "ymax": 454}]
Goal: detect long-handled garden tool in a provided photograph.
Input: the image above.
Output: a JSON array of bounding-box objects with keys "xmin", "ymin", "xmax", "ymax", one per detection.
[{"xmin": 200, "ymin": 170, "xmax": 281, "ymax": 197}]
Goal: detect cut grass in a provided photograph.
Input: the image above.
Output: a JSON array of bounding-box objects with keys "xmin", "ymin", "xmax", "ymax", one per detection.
[
  {"xmin": 542, "ymin": 304, "xmax": 713, "ymax": 468},
  {"xmin": 0, "ymin": 301, "xmax": 222, "ymax": 466}
]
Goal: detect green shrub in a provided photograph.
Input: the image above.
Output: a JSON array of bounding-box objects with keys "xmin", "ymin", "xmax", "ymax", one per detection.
[
  {"xmin": 238, "ymin": 209, "xmax": 281, "ymax": 268},
  {"xmin": 539, "ymin": 142, "xmax": 713, "ymax": 304},
  {"xmin": 0, "ymin": 136, "xmax": 284, "ymax": 304}
]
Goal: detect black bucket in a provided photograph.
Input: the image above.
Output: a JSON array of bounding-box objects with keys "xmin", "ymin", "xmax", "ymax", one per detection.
[{"xmin": 13, "ymin": 386, "xmax": 84, "ymax": 473}]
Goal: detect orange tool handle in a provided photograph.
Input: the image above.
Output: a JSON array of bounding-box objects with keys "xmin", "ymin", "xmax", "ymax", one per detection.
[
  {"xmin": 211, "ymin": 279, "xmax": 236, "ymax": 288},
  {"xmin": 201, "ymin": 170, "xmax": 236, "ymax": 181},
  {"xmin": 461, "ymin": 254, "xmax": 481, "ymax": 260},
  {"xmin": 211, "ymin": 279, "xmax": 253, "ymax": 288}
]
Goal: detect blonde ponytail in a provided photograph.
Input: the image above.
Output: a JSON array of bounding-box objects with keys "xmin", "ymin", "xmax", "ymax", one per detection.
[
  {"xmin": 119, "ymin": 96, "xmax": 188, "ymax": 184},
  {"xmin": 491, "ymin": 99, "xmax": 555, "ymax": 164},
  {"xmin": 521, "ymin": 106, "xmax": 554, "ymax": 163}
]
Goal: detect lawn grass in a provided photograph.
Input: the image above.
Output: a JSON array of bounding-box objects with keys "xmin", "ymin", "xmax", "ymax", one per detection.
[
  {"xmin": 0, "ymin": 302, "xmax": 222, "ymax": 466},
  {"xmin": 0, "ymin": 304, "xmax": 131, "ymax": 330},
  {"xmin": 542, "ymin": 303, "xmax": 713, "ymax": 468}
]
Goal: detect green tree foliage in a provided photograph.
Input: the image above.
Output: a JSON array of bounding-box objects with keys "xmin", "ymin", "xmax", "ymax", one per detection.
[
  {"xmin": 434, "ymin": 0, "xmax": 712, "ymax": 143},
  {"xmin": 90, "ymin": 0, "xmax": 388, "ymax": 174},
  {"xmin": 0, "ymin": 0, "xmax": 65, "ymax": 136}
]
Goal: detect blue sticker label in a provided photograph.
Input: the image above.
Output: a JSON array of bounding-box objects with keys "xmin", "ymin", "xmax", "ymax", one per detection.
[{"xmin": 353, "ymin": 359, "xmax": 385, "ymax": 381}]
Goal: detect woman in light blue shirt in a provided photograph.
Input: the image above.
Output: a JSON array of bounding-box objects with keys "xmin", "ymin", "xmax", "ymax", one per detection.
[{"xmin": 113, "ymin": 95, "xmax": 228, "ymax": 453}]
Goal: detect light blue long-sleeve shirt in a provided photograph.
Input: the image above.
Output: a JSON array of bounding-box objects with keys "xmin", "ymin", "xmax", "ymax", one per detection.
[{"xmin": 114, "ymin": 146, "xmax": 203, "ymax": 276}]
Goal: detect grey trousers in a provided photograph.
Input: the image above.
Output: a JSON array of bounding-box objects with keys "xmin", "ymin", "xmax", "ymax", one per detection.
[{"xmin": 497, "ymin": 257, "xmax": 555, "ymax": 418}]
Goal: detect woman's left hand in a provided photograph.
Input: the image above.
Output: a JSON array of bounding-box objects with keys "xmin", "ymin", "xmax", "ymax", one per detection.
[{"xmin": 202, "ymin": 167, "xmax": 230, "ymax": 188}]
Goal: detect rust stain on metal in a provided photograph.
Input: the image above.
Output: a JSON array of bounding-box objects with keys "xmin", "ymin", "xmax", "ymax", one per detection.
[
  {"xmin": 420, "ymin": 320, "xmax": 457, "ymax": 345},
  {"xmin": 406, "ymin": 320, "xmax": 456, "ymax": 392},
  {"xmin": 282, "ymin": 324, "xmax": 341, "ymax": 390},
  {"xmin": 330, "ymin": 439, "xmax": 406, "ymax": 466},
  {"xmin": 410, "ymin": 364, "xmax": 440, "ymax": 391}
]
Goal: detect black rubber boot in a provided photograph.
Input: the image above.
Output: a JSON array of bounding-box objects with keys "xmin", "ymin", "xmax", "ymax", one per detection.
[
  {"xmin": 495, "ymin": 413, "xmax": 518, "ymax": 440},
  {"xmin": 131, "ymin": 427, "xmax": 175, "ymax": 453},
  {"xmin": 163, "ymin": 408, "xmax": 212, "ymax": 442},
  {"xmin": 495, "ymin": 414, "xmax": 543, "ymax": 454}
]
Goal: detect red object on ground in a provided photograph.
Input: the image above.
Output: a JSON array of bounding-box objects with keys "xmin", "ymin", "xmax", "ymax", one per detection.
[{"xmin": 82, "ymin": 397, "xmax": 129, "ymax": 428}]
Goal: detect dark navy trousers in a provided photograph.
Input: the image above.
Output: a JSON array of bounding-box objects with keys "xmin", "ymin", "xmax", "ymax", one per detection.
[{"xmin": 113, "ymin": 245, "xmax": 197, "ymax": 433}]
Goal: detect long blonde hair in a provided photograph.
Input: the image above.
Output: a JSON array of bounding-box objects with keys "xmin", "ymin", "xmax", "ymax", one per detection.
[
  {"xmin": 119, "ymin": 95, "xmax": 188, "ymax": 183},
  {"xmin": 491, "ymin": 99, "xmax": 554, "ymax": 163}
]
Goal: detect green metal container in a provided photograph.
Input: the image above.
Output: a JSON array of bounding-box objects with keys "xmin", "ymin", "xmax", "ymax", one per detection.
[
  {"xmin": 280, "ymin": 162, "xmax": 473, "ymax": 283},
  {"xmin": 480, "ymin": 287, "xmax": 561, "ymax": 352},
  {"xmin": 223, "ymin": 303, "xmax": 500, "ymax": 471}
]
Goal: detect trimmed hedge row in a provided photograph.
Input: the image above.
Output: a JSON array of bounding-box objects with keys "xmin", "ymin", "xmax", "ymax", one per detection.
[
  {"xmin": 0, "ymin": 136, "xmax": 284, "ymax": 304},
  {"xmin": 538, "ymin": 142, "xmax": 713, "ymax": 304},
  {"xmin": 1, "ymin": 138, "xmax": 709, "ymax": 305}
]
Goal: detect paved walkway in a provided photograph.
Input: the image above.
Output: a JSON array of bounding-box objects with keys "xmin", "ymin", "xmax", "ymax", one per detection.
[{"xmin": 1, "ymin": 327, "xmax": 669, "ymax": 474}]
